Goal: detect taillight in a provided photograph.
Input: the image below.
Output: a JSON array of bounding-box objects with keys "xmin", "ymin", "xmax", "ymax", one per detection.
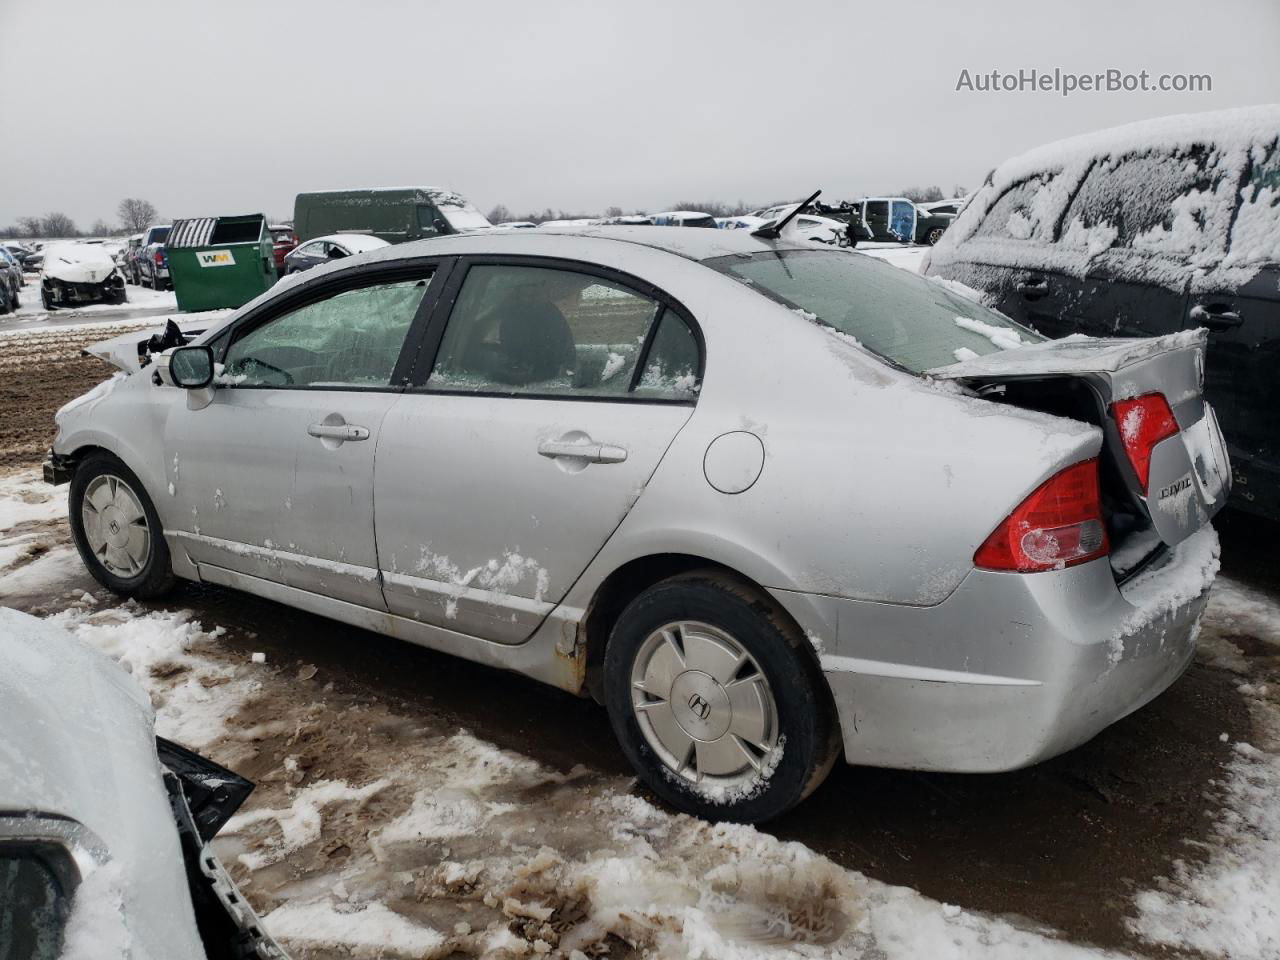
[
  {"xmin": 974, "ymin": 459, "xmax": 1109, "ymax": 572},
  {"xmin": 1111, "ymin": 393, "xmax": 1178, "ymax": 494},
  {"xmin": 153, "ymin": 250, "xmax": 164, "ymax": 264}
]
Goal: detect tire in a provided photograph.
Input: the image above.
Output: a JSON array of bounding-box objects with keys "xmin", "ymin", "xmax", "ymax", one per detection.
[
  {"xmin": 926, "ymin": 227, "xmax": 945, "ymax": 245},
  {"xmin": 41, "ymin": 288, "xmax": 53, "ymax": 311},
  {"xmin": 0, "ymin": 285, "xmax": 9, "ymax": 316},
  {"xmin": 603, "ymin": 570, "xmax": 841, "ymax": 823},
  {"xmin": 68, "ymin": 452, "xmax": 176, "ymax": 599}
]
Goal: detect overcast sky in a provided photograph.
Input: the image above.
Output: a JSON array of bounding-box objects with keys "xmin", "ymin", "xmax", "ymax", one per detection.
[{"xmin": 2, "ymin": 0, "xmax": 1277, "ymax": 228}]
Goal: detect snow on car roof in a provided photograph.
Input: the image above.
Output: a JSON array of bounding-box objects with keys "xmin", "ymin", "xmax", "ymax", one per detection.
[
  {"xmin": 992, "ymin": 104, "xmax": 1280, "ymax": 186},
  {"xmin": 42, "ymin": 242, "xmax": 116, "ymax": 266}
]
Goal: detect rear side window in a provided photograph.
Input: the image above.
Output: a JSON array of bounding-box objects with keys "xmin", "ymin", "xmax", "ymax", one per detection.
[
  {"xmin": 1060, "ymin": 147, "xmax": 1234, "ymax": 258},
  {"xmin": 1226, "ymin": 139, "xmax": 1280, "ymax": 266},
  {"xmin": 427, "ymin": 264, "xmax": 698, "ymax": 400},
  {"xmin": 973, "ymin": 172, "xmax": 1063, "ymax": 241},
  {"xmin": 708, "ymin": 249, "xmax": 1041, "ymax": 373}
]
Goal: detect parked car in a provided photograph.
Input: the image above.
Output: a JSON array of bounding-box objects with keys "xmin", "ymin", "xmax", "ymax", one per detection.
[
  {"xmin": 136, "ymin": 223, "xmax": 173, "ymax": 289},
  {"xmin": 48, "ymin": 226, "xmax": 1227, "ymax": 823},
  {"xmin": 293, "ymin": 187, "xmax": 491, "ymax": 244},
  {"xmin": 0, "ymin": 246, "xmax": 24, "ymax": 297},
  {"xmin": 718, "ymin": 215, "xmax": 767, "ymax": 230},
  {"xmin": 924, "ymin": 105, "xmax": 1280, "ymax": 520},
  {"xmin": 40, "ymin": 242, "xmax": 127, "ymax": 309},
  {"xmin": 2, "ymin": 242, "xmax": 33, "ymax": 273},
  {"xmin": 849, "ymin": 197, "xmax": 954, "ymax": 244},
  {"xmin": 122, "ymin": 232, "xmax": 144, "ymax": 283},
  {"xmin": 268, "ymin": 224, "xmax": 298, "ymax": 275},
  {"xmin": 0, "ymin": 608, "xmax": 285, "ymax": 959},
  {"xmin": 918, "ymin": 198, "xmax": 968, "ymax": 217},
  {"xmin": 651, "ymin": 210, "xmax": 718, "ymax": 227},
  {"xmin": 282, "ymin": 233, "xmax": 390, "ymax": 274},
  {"xmin": 493, "ymin": 221, "xmax": 538, "ymax": 229},
  {"xmin": 0, "ymin": 251, "xmax": 19, "ymax": 314}
]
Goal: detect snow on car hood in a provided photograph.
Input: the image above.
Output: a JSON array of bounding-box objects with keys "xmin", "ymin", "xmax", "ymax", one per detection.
[{"xmin": 41, "ymin": 243, "xmax": 119, "ymax": 283}]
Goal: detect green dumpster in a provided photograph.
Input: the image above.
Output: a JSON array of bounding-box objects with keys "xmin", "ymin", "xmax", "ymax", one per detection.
[{"xmin": 167, "ymin": 214, "xmax": 277, "ymax": 312}]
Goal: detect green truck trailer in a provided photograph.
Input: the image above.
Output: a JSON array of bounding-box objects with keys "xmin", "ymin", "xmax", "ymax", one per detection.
[{"xmin": 292, "ymin": 187, "xmax": 492, "ymax": 244}]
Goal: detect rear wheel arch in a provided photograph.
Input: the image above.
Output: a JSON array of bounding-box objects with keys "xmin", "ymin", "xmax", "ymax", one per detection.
[{"xmin": 580, "ymin": 553, "xmax": 828, "ymax": 703}]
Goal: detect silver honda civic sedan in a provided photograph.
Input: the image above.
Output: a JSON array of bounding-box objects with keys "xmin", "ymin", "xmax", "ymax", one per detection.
[{"xmin": 47, "ymin": 226, "xmax": 1230, "ymax": 821}]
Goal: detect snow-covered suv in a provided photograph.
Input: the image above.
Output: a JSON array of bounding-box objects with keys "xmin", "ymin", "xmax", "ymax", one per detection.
[{"xmin": 925, "ymin": 105, "xmax": 1280, "ymax": 521}]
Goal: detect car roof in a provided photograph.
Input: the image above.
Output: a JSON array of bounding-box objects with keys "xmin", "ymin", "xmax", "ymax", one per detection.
[
  {"xmin": 410, "ymin": 224, "xmax": 815, "ymax": 263},
  {"xmin": 306, "ymin": 233, "xmax": 391, "ymax": 252}
]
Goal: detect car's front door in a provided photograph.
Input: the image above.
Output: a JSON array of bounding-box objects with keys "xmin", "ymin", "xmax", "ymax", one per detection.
[
  {"xmin": 162, "ymin": 265, "xmax": 441, "ymax": 608},
  {"xmin": 374, "ymin": 259, "xmax": 702, "ymax": 643},
  {"xmin": 864, "ymin": 200, "xmax": 891, "ymax": 240},
  {"xmin": 889, "ymin": 199, "xmax": 916, "ymax": 243}
]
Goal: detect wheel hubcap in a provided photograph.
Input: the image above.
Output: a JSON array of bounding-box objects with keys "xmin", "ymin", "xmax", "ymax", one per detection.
[
  {"xmin": 631, "ymin": 620, "xmax": 779, "ymax": 787},
  {"xmin": 82, "ymin": 475, "xmax": 150, "ymax": 577}
]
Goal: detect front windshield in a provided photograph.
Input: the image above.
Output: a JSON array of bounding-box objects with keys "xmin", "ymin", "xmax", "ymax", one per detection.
[{"xmin": 705, "ymin": 249, "xmax": 1041, "ymax": 373}]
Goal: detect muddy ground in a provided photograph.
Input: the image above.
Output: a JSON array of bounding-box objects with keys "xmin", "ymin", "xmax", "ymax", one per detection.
[{"xmin": 1, "ymin": 326, "xmax": 1276, "ymax": 956}]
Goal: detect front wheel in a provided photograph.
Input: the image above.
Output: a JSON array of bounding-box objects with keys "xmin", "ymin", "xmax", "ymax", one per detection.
[
  {"xmin": 925, "ymin": 227, "xmax": 946, "ymax": 245},
  {"xmin": 69, "ymin": 452, "xmax": 175, "ymax": 599},
  {"xmin": 603, "ymin": 571, "xmax": 840, "ymax": 823}
]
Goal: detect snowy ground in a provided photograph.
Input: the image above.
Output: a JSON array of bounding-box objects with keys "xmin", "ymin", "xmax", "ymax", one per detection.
[{"xmin": 1, "ymin": 472, "xmax": 1278, "ymax": 958}]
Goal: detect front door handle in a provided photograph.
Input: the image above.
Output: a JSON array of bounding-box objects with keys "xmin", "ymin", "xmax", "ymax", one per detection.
[
  {"xmin": 1189, "ymin": 303, "xmax": 1243, "ymax": 329},
  {"xmin": 308, "ymin": 422, "xmax": 370, "ymax": 441},
  {"xmin": 1015, "ymin": 278, "xmax": 1049, "ymax": 296},
  {"xmin": 538, "ymin": 438, "xmax": 628, "ymax": 464}
]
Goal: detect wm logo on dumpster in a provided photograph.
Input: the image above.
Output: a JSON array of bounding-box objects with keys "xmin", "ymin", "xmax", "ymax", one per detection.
[{"xmin": 196, "ymin": 251, "xmax": 236, "ymax": 268}]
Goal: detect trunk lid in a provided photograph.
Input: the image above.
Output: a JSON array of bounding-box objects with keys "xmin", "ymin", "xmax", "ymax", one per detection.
[{"xmin": 930, "ymin": 330, "xmax": 1230, "ymax": 567}]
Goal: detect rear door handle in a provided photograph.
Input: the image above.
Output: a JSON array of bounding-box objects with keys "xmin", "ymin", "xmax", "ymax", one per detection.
[
  {"xmin": 538, "ymin": 439, "xmax": 628, "ymax": 464},
  {"xmin": 307, "ymin": 423, "xmax": 370, "ymax": 441},
  {"xmin": 1015, "ymin": 278, "xmax": 1049, "ymax": 296},
  {"xmin": 1189, "ymin": 303, "xmax": 1243, "ymax": 329}
]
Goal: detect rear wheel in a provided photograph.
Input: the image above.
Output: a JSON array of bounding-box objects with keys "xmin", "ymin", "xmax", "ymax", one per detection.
[
  {"xmin": 926, "ymin": 227, "xmax": 945, "ymax": 245},
  {"xmin": 69, "ymin": 452, "xmax": 175, "ymax": 599},
  {"xmin": 603, "ymin": 571, "xmax": 840, "ymax": 822}
]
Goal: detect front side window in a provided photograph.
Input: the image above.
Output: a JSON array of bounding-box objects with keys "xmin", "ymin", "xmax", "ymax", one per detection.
[
  {"xmin": 427, "ymin": 264, "xmax": 698, "ymax": 400},
  {"xmin": 416, "ymin": 205, "xmax": 441, "ymax": 236},
  {"xmin": 707, "ymin": 249, "xmax": 1041, "ymax": 373},
  {"xmin": 222, "ymin": 276, "xmax": 431, "ymax": 388},
  {"xmin": 973, "ymin": 172, "xmax": 1063, "ymax": 241}
]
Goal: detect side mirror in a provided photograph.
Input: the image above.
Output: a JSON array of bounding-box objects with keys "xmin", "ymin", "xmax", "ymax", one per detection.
[{"xmin": 165, "ymin": 345, "xmax": 214, "ymax": 389}]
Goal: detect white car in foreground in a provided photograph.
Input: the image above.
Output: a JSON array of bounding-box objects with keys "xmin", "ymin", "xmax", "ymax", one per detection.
[{"xmin": 0, "ymin": 609, "xmax": 284, "ymax": 958}]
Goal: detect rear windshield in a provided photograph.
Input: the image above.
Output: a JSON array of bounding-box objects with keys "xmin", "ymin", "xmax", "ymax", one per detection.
[
  {"xmin": 148, "ymin": 227, "xmax": 170, "ymax": 243},
  {"xmin": 683, "ymin": 216, "xmax": 718, "ymax": 229},
  {"xmin": 705, "ymin": 249, "xmax": 1041, "ymax": 373}
]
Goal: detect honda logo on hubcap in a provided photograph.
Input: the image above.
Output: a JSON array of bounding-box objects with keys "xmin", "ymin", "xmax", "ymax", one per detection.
[{"xmin": 687, "ymin": 693, "xmax": 711, "ymax": 720}]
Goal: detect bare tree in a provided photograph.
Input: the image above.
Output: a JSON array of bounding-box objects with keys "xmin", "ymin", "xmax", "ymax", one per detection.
[
  {"xmin": 952, "ymin": 185, "xmax": 968, "ymax": 198},
  {"xmin": 41, "ymin": 213, "xmax": 78, "ymax": 238},
  {"xmin": 117, "ymin": 197, "xmax": 158, "ymax": 233},
  {"xmin": 18, "ymin": 216, "xmax": 42, "ymax": 238},
  {"xmin": 486, "ymin": 203, "xmax": 512, "ymax": 224},
  {"xmin": 90, "ymin": 218, "xmax": 116, "ymax": 237}
]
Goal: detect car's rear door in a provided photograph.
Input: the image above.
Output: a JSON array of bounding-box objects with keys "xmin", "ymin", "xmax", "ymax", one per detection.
[
  {"xmin": 1187, "ymin": 136, "xmax": 1280, "ymax": 517},
  {"xmin": 163, "ymin": 261, "xmax": 446, "ymax": 608},
  {"xmin": 373, "ymin": 257, "xmax": 702, "ymax": 643}
]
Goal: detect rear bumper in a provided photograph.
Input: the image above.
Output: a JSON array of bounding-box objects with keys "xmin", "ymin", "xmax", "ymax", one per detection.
[{"xmin": 773, "ymin": 526, "xmax": 1219, "ymax": 773}]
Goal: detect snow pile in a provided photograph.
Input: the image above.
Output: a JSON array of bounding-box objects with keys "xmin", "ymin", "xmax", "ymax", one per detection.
[
  {"xmin": 0, "ymin": 472, "xmax": 67, "ymax": 530},
  {"xmin": 1126, "ymin": 574, "xmax": 1280, "ymax": 957},
  {"xmin": 952, "ymin": 315, "xmax": 1023, "ymax": 350},
  {"xmin": 261, "ymin": 899, "xmax": 447, "ymax": 958},
  {"xmin": 225, "ymin": 778, "xmax": 392, "ymax": 871},
  {"xmin": 46, "ymin": 601, "xmax": 255, "ymax": 749}
]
